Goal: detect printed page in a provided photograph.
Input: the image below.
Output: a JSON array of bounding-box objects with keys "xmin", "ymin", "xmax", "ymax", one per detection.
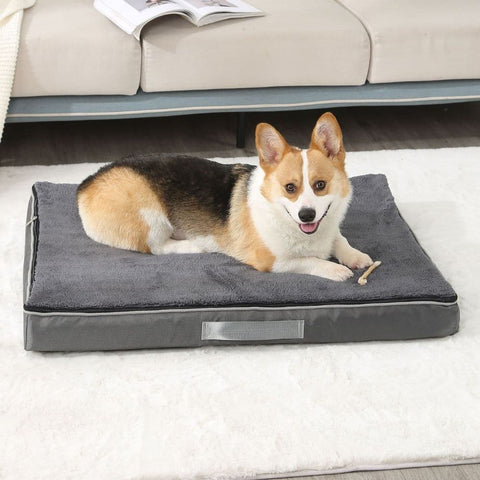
[
  {"xmin": 96, "ymin": 0, "xmax": 187, "ymax": 32},
  {"xmin": 175, "ymin": 0, "xmax": 261, "ymax": 18}
]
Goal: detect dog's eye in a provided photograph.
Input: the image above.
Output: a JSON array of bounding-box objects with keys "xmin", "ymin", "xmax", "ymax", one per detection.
[
  {"xmin": 285, "ymin": 183, "xmax": 297, "ymax": 194},
  {"xmin": 314, "ymin": 180, "xmax": 326, "ymax": 191}
]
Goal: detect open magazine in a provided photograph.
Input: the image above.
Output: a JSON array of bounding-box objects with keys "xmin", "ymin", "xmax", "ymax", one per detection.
[{"xmin": 94, "ymin": 0, "xmax": 264, "ymax": 39}]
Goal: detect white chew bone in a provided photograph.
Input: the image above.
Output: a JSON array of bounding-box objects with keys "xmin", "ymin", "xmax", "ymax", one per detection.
[{"xmin": 358, "ymin": 261, "xmax": 382, "ymax": 285}]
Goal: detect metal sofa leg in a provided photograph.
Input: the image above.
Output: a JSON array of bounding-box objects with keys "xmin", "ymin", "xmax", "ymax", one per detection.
[{"xmin": 236, "ymin": 112, "xmax": 246, "ymax": 149}]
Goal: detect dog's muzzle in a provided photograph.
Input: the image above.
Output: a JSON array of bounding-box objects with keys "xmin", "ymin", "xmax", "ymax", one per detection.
[{"xmin": 298, "ymin": 203, "xmax": 331, "ymax": 235}]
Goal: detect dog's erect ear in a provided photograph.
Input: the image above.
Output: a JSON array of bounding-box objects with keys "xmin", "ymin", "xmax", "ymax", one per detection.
[
  {"xmin": 310, "ymin": 112, "xmax": 345, "ymax": 167},
  {"xmin": 255, "ymin": 123, "xmax": 288, "ymax": 172}
]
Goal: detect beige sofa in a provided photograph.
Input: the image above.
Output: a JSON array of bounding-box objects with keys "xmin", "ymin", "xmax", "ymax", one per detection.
[{"xmin": 7, "ymin": 0, "xmax": 480, "ymax": 143}]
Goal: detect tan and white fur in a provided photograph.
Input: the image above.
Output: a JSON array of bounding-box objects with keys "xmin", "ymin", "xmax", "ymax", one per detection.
[{"xmin": 77, "ymin": 112, "xmax": 373, "ymax": 281}]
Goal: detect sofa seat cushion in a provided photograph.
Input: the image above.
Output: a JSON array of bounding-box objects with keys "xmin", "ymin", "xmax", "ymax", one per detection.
[
  {"xmin": 12, "ymin": 0, "xmax": 141, "ymax": 97},
  {"xmin": 338, "ymin": 0, "xmax": 480, "ymax": 83},
  {"xmin": 140, "ymin": 0, "xmax": 370, "ymax": 92}
]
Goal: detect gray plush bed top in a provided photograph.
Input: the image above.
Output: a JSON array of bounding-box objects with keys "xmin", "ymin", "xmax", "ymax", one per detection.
[{"xmin": 25, "ymin": 174, "xmax": 457, "ymax": 313}]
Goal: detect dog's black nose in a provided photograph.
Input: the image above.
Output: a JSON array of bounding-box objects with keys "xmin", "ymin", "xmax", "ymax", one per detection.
[{"xmin": 298, "ymin": 207, "xmax": 316, "ymax": 223}]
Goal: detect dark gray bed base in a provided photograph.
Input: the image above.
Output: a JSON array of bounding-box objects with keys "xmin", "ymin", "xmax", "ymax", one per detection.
[
  {"xmin": 23, "ymin": 303, "xmax": 458, "ymax": 352},
  {"xmin": 23, "ymin": 173, "xmax": 459, "ymax": 352}
]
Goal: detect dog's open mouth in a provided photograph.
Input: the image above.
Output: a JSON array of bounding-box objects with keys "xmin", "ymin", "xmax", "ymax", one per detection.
[
  {"xmin": 298, "ymin": 203, "xmax": 331, "ymax": 235},
  {"xmin": 299, "ymin": 221, "xmax": 320, "ymax": 234}
]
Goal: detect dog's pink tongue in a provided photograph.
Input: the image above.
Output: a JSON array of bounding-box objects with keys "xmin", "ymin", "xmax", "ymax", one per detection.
[{"xmin": 300, "ymin": 222, "xmax": 318, "ymax": 233}]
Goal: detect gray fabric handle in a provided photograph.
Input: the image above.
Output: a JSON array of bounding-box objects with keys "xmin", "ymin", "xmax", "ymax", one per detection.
[{"xmin": 201, "ymin": 320, "xmax": 305, "ymax": 341}]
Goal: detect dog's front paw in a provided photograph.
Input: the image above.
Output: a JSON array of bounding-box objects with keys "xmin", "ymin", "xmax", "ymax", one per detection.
[
  {"xmin": 338, "ymin": 248, "xmax": 373, "ymax": 270},
  {"xmin": 316, "ymin": 262, "xmax": 353, "ymax": 282}
]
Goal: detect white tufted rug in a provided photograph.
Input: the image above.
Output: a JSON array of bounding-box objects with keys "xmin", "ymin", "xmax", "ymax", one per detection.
[{"xmin": 1, "ymin": 148, "xmax": 480, "ymax": 480}]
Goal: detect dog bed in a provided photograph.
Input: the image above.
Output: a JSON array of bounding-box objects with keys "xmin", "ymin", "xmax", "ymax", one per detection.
[{"xmin": 23, "ymin": 173, "xmax": 459, "ymax": 352}]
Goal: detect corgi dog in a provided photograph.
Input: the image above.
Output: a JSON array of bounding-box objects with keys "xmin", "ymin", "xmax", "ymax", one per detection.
[{"xmin": 77, "ymin": 112, "xmax": 372, "ymax": 281}]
